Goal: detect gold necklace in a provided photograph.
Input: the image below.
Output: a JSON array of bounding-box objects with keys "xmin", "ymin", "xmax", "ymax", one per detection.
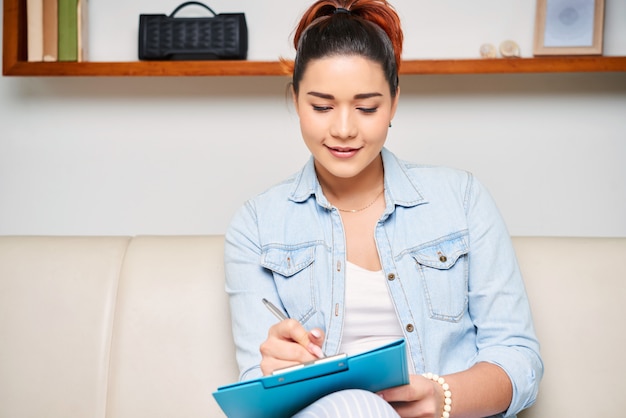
[{"xmin": 335, "ymin": 189, "xmax": 384, "ymax": 213}]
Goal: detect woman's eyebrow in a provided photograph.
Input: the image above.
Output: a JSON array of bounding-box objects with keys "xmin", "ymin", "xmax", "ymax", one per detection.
[
  {"xmin": 307, "ymin": 91, "xmax": 334, "ymax": 99},
  {"xmin": 306, "ymin": 91, "xmax": 383, "ymax": 100},
  {"xmin": 354, "ymin": 92, "xmax": 383, "ymax": 99}
]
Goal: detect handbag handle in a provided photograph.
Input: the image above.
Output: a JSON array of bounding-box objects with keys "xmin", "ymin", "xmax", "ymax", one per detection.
[{"xmin": 170, "ymin": 2, "xmax": 217, "ymax": 17}]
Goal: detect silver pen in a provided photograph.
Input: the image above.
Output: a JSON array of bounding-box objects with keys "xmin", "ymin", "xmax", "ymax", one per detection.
[
  {"xmin": 261, "ymin": 298, "xmax": 326, "ymax": 358},
  {"xmin": 262, "ymin": 298, "xmax": 288, "ymax": 321}
]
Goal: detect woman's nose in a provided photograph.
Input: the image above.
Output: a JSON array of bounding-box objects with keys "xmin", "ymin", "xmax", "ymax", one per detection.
[{"xmin": 330, "ymin": 110, "xmax": 357, "ymax": 139}]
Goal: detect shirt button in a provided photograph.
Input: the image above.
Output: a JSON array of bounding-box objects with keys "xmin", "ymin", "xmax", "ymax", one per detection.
[
  {"xmin": 387, "ymin": 273, "xmax": 395, "ymax": 281},
  {"xmin": 439, "ymin": 255, "xmax": 447, "ymax": 263},
  {"xmin": 406, "ymin": 324, "xmax": 415, "ymax": 332}
]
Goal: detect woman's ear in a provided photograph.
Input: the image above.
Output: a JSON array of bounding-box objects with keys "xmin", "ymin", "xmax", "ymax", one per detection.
[
  {"xmin": 390, "ymin": 87, "xmax": 400, "ymax": 120},
  {"xmin": 290, "ymin": 84, "xmax": 299, "ymax": 113},
  {"xmin": 387, "ymin": 87, "xmax": 400, "ymax": 128}
]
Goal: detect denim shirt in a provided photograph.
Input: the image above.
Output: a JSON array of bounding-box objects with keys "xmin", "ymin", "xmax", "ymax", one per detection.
[{"xmin": 224, "ymin": 148, "xmax": 543, "ymax": 417}]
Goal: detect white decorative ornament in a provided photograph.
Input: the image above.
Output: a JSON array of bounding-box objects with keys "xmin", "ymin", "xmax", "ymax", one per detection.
[
  {"xmin": 479, "ymin": 43, "xmax": 497, "ymax": 58},
  {"xmin": 499, "ymin": 40, "xmax": 521, "ymax": 58}
]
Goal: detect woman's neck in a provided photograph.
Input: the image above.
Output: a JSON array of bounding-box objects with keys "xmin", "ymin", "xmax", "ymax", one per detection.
[{"xmin": 316, "ymin": 155, "xmax": 384, "ymax": 208}]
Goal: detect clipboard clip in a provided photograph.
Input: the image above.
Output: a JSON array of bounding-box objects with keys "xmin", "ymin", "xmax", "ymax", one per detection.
[{"xmin": 264, "ymin": 353, "xmax": 348, "ymax": 388}]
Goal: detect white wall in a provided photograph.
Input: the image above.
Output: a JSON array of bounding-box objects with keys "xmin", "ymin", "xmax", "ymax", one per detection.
[{"xmin": 1, "ymin": 1, "xmax": 625, "ymax": 237}]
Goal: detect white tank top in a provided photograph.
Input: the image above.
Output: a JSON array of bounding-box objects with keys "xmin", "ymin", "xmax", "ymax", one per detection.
[{"xmin": 339, "ymin": 261, "xmax": 406, "ymax": 358}]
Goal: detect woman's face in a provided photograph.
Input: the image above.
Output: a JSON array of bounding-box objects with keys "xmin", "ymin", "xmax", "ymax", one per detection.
[{"xmin": 293, "ymin": 55, "xmax": 399, "ymax": 183}]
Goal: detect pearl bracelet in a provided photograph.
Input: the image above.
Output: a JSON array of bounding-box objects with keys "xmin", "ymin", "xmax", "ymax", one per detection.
[{"xmin": 422, "ymin": 372, "xmax": 452, "ymax": 418}]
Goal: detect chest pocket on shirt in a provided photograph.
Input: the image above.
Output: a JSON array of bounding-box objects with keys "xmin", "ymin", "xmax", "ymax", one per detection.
[
  {"xmin": 261, "ymin": 245, "xmax": 316, "ymax": 323},
  {"xmin": 411, "ymin": 234, "xmax": 469, "ymax": 322}
]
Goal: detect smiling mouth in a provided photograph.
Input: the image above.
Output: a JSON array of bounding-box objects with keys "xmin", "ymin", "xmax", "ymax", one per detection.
[{"xmin": 327, "ymin": 146, "xmax": 360, "ymax": 158}]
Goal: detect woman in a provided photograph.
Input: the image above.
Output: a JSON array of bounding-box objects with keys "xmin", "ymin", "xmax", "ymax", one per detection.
[{"xmin": 225, "ymin": 1, "xmax": 543, "ymax": 417}]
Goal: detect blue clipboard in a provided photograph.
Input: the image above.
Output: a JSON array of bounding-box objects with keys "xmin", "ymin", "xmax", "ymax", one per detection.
[{"xmin": 212, "ymin": 339, "xmax": 409, "ymax": 418}]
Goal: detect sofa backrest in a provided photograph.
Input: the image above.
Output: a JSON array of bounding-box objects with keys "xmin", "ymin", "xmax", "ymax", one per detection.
[
  {"xmin": 513, "ymin": 237, "xmax": 626, "ymax": 418},
  {"xmin": 0, "ymin": 236, "xmax": 238, "ymax": 418},
  {"xmin": 1, "ymin": 236, "xmax": 625, "ymax": 418}
]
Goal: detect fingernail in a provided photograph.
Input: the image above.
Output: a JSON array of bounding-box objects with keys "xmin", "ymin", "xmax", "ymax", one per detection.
[
  {"xmin": 308, "ymin": 343, "xmax": 324, "ymax": 359},
  {"xmin": 310, "ymin": 329, "xmax": 322, "ymax": 338}
]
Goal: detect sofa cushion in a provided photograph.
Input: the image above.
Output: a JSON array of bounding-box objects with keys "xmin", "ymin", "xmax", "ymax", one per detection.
[
  {"xmin": 105, "ymin": 236, "xmax": 238, "ymax": 418},
  {"xmin": 0, "ymin": 236, "xmax": 130, "ymax": 418}
]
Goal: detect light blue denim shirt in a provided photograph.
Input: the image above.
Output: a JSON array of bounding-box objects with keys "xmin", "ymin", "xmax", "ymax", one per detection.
[{"xmin": 225, "ymin": 148, "xmax": 543, "ymax": 417}]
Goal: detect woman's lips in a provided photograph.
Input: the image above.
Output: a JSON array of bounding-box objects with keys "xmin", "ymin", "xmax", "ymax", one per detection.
[{"xmin": 328, "ymin": 146, "xmax": 359, "ymax": 159}]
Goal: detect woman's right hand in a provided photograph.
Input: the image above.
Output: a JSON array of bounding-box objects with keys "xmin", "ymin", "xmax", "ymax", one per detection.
[{"xmin": 259, "ymin": 319, "xmax": 325, "ymax": 376}]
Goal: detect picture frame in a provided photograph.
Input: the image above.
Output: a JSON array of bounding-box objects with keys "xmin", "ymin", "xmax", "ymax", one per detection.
[{"xmin": 533, "ymin": 0, "xmax": 605, "ymax": 56}]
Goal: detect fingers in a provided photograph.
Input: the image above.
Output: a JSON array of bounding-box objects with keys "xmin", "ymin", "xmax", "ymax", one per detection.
[
  {"xmin": 277, "ymin": 320, "xmax": 324, "ymax": 358},
  {"xmin": 377, "ymin": 375, "xmax": 440, "ymax": 417},
  {"xmin": 281, "ymin": 319, "xmax": 312, "ymax": 348},
  {"xmin": 260, "ymin": 320, "xmax": 325, "ymax": 375},
  {"xmin": 377, "ymin": 374, "xmax": 431, "ymax": 401},
  {"xmin": 273, "ymin": 319, "xmax": 321, "ymax": 356},
  {"xmin": 308, "ymin": 328, "xmax": 326, "ymax": 358}
]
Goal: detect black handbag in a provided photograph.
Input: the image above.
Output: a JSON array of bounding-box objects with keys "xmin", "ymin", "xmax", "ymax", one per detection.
[{"xmin": 138, "ymin": 1, "xmax": 248, "ymax": 60}]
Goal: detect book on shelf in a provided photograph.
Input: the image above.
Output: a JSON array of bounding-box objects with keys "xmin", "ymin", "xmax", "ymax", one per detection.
[
  {"xmin": 27, "ymin": 0, "xmax": 44, "ymax": 61},
  {"xmin": 58, "ymin": 0, "xmax": 78, "ymax": 61},
  {"xmin": 58, "ymin": 0, "xmax": 88, "ymax": 62},
  {"xmin": 77, "ymin": 0, "xmax": 89, "ymax": 61},
  {"xmin": 42, "ymin": 0, "xmax": 58, "ymax": 62}
]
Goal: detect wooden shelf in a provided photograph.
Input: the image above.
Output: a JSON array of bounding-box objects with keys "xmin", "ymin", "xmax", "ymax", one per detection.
[
  {"xmin": 399, "ymin": 56, "xmax": 626, "ymax": 75},
  {"xmin": 4, "ymin": 57, "xmax": 626, "ymax": 77},
  {"xmin": 4, "ymin": 0, "xmax": 626, "ymax": 77}
]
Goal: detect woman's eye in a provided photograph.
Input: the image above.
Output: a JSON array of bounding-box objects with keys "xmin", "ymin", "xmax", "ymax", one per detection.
[
  {"xmin": 312, "ymin": 105, "xmax": 332, "ymax": 112},
  {"xmin": 358, "ymin": 107, "xmax": 378, "ymax": 114}
]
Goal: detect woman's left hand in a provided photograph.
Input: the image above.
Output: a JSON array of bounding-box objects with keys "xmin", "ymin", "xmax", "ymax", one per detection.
[{"xmin": 377, "ymin": 374, "xmax": 444, "ymax": 418}]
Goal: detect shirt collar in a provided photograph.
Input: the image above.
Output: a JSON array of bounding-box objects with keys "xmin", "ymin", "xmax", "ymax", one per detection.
[
  {"xmin": 288, "ymin": 148, "xmax": 427, "ymax": 210},
  {"xmin": 380, "ymin": 148, "xmax": 427, "ymax": 208}
]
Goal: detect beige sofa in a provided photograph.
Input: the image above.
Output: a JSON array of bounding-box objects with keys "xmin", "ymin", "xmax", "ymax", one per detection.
[{"xmin": 1, "ymin": 236, "xmax": 624, "ymax": 418}]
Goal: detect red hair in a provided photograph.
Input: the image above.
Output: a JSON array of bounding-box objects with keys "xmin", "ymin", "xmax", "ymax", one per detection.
[{"xmin": 293, "ymin": 0, "xmax": 403, "ymax": 72}]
